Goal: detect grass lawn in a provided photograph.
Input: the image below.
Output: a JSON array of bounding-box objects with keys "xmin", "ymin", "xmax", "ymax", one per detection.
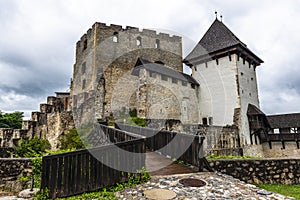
[{"xmin": 258, "ymin": 184, "xmax": 300, "ymax": 200}]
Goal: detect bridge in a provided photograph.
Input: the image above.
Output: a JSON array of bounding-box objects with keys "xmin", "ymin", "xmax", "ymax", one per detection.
[{"xmin": 41, "ymin": 123, "xmax": 209, "ymax": 199}]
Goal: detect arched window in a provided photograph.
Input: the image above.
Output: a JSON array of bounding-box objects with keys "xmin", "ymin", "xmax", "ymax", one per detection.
[
  {"xmin": 155, "ymin": 39, "xmax": 160, "ymax": 48},
  {"xmin": 137, "ymin": 36, "xmax": 142, "ymax": 46},
  {"xmin": 113, "ymin": 32, "xmax": 118, "ymax": 43}
]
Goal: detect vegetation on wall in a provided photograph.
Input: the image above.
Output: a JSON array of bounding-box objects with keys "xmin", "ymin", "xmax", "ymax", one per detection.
[
  {"xmin": 128, "ymin": 108, "xmax": 146, "ymax": 127},
  {"xmin": 0, "ymin": 111, "xmax": 24, "ymax": 129},
  {"xmin": 15, "ymin": 137, "xmax": 51, "ymax": 158},
  {"xmin": 59, "ymin": 128, "xmax": 85, "ymax": 150}
]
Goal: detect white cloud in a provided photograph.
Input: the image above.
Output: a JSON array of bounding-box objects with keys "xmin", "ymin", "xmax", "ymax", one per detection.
[{"xmin": 0, "ymin": 0, "xmax": 299, "ymax": 117}]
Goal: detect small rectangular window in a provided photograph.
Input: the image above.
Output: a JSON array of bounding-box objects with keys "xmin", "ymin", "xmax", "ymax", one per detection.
[
  {"xmin": 209, "ymin": 117, "xmax": 213, "ymax": 125},
  {"xmin": 202, "ymin": 118, "xmax": 208, "ymax": 125},
  {"xmin": 274, "ymin": 128, "xmax": 280, "ymax": 134},
  {"xmin": 149, "ymin": 71, "xmax": 156, "ymax": 78},
  {"xmin": 82, "ymin": 79, "xmax": 86, "ymax": 89},
  {"xmin": 83, "ymin": 39, "xmax": 87, "ymax": 51},
  {"xmin": 155, "ymin": 39, "xmax": 160, "ymax": 48},
  {"xmin": 161, "ymin": 75, "xmax": 168, "ymax": 81},
  {"xmin": 82, "ymin": 62, "xmax": 86, "ymax": 74},
  {"xmin": 172, "ymin": 78, "xmax": 178, "ymax": 84}
]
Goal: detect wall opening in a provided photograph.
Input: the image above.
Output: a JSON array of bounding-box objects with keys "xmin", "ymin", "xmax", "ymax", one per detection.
[
  {"xmin": 273, "ymin": 128, "xmax": 280, "ymax": 134},
  {"xmin": 83, "ymin": 39, "xmax": 87, "ymax": 50},
  {"xmin": 209, "ymin": 117, "xmax": 213, "ymax": 125},
  {"xmin": 137, "ymin": 36, "xmax": 142, "ymax": 46},
  {"xmin": 82, "ymin": 79, "xmax": 86, "ymax": 89},
  {"xmin": 113, "ymin": 32, "xmax": 119, "ymax": 43},
  {"xmin": 172, "ymin": 78, "xmax": 178, "ymax": 84},
  {"xmin": 82, "ymin": 62, "xmax": 86, "ymax": 74},
  {"xmin": 202, "ymin": 118, "xmax": 208, "ymax": 125},
  {"xmin": 155, "ymin": 39, "xmax": 160, "ymax": 48},
  {"xmin": 161, "ymin": 74, "xmax": 168, "ymax": 81},
  {"xmin": 155, "ymin": 61, "xmax": 164, "ymax": 65}
]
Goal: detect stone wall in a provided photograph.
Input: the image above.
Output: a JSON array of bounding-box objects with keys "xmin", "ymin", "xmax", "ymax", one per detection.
[
  {"xmin": 208, "ymin": 158, "xmax": 300, "ymax": 184},
  {"xmin": 182, "ymin": 124, "xmax": 242, "ymax": 156},
  {"xmin": 262, "ymin": 142, "xmax": 300, "ymax": 158},
  {"xmin": 0, "ymin": 158, "xmax": 32, "ymax": 192},
  {"xmin": 71, "ymin": 22, "xmax": 184, "ymax": 122},
  {"xmin": 0, "ymin": 93, "xmax": 75, "ymax": 150}
]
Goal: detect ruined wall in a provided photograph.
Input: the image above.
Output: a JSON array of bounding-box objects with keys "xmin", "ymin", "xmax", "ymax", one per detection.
[
  {"xmin": 0, "ymin": 158, "xmax": 32, "ymax": 193},
  {"xmin": 0, "ymin": 129, "xmax": 28, "ymax": 148},
  {"xmin": 262, "ymin": 142, "xmax": 300, "ymax": 158},
  {"xmin": 0, "ymin": 93, "xmax": 75, "ymax": 151},
  {"xmin": 71, "ymin": 22, "xmax": 183, "ymax": 123},
  {"xmin": 208, "ymin": 158, "xmax": 300, "ymax": 184}
]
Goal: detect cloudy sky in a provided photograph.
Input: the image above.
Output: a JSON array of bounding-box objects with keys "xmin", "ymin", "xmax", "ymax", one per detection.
[{"xmin": 0, "ymin": 0, "xmax": 299, "ymax": 118}]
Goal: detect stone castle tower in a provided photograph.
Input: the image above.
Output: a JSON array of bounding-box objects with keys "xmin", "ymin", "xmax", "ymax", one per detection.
[
  {"xmin": 70, "ymin": 22, "xmax": 199, "ymax": 125},
  {"xmin": 184, "ymin": 19, "xmax": 263, "ymax": 147}
]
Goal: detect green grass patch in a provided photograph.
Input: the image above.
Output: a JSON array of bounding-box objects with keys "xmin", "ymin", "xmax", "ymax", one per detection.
[
  {"xmin": 206, "ymin": 153, "xmax": 259, "ymax": 159},
  {"xmin": 258, "ymin": 184, "xmax": 300, "ymax": 200},
  {"xmin": 51, "ymin": 168, "xmax": 151, "ymax": 200}
]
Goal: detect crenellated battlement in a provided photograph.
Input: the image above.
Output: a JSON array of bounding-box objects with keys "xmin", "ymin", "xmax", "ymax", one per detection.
[{"xmin": 75, "ymin": 21, "xmax": 182, "ymax": 52}]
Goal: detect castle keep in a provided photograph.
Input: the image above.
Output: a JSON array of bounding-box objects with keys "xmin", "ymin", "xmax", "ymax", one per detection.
[
  {"xmin": 1, "ymin": 18, "xmax": 300, "ymax": 157},
  {"xmin": 70, "ymin": 19, "xmax": 264, "ymax": 152}
]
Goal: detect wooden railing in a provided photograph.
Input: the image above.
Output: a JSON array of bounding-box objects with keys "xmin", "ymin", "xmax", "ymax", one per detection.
[
  {"xmin": 115, "ymin": 123, "xmax": 205, "ymax": 170},
  {"xmin": 41, "ymin": 124, "xmax": 146, "ymax": 199}
]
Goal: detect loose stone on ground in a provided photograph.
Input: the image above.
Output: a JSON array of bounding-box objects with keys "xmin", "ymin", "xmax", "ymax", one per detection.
[{"xmin": 115, "ymin": 172, "xmax": 296, "ymax": 200}]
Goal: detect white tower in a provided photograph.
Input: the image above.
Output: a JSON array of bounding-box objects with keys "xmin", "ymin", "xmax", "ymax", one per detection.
[{"xmin": 183, "ymin": 18, "xmax": 263, "ymax": 147}]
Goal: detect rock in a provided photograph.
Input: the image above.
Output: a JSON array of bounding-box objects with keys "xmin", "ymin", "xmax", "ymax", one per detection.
[
  {"xmin": 257, "ymin": 190, "xmax": 272, "ymax": 195},
  {"xmin": 143, "ymin": 189, "xmax": 176, "ymax": 200},
  {"xmin": 18, "ymin": 188, "xmax": 39, "ymax": 198}
]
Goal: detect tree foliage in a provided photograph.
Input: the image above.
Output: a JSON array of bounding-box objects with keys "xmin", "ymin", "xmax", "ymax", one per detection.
[
  {"xmin": 15, "ymin": 137, "xmax": 51, "ymax": 157},
  {"xmin": 0, "ymin": 111, "xmax": 24, "ymax": 129},
  {"xmin": 60, "ymin": 128, "xmax": 85, "ymax": 150}
]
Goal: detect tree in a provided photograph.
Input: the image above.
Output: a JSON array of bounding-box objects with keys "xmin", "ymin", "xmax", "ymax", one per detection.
[
  {"xmin": 15, "ymin": 137, "xmax": 51, "ymax": 157},
  {"xmin": 0, "ymin": 111, "xmax": 24, "ymax": 129},
  {"xmin": 60, "ymin": 128, "xmax": 85, "ymax": 150}
]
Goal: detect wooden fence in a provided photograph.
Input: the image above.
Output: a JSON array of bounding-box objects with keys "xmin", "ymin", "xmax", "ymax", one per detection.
[
  {"xmin": 41, "ymin": 124, "xmax": 146, "ymax": 199},
  {"xmin": 115, "ymin": 123, "xmax": 205, "ymax": 170}
]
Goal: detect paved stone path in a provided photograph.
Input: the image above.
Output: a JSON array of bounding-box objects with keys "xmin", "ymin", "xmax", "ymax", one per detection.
[
  {"xmin": 146, "ymin": 151, "xmax": 198, "ymax": 176},
  {"xmin": 115, "ymin": 172, "xmax": 296, "ymax": 200}
]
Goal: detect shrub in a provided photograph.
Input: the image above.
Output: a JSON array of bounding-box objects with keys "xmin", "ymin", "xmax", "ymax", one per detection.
[
  {"xmin": 60, "ymin": 128, "xmax": 85, "ymax": 150},
  {"xmin": 15, "ymin": 137, "xmax": 51, "ymax": 158}
]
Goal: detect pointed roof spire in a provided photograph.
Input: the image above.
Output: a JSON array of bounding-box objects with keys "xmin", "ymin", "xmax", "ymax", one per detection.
[{"xmin": 183, "ymin": 19, "xmax": 263, "ymax": 66}]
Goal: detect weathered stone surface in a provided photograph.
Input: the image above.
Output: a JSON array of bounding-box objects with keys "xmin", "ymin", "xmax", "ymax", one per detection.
[
  {"xmin": 18, "ymin": 188, "xmax": 39, "ymax": 198},
  {"xmin": 143, "ymin": 189, "xmax": 176, "ymax": 200},
  {"xmin": 116, "ymin": 172, "xmax": 294, "ymax": 200},
  {"xmin": 208, "ymin": 158, "xmax": 300, "ymax": 184},
  {"xmin": 0, "ymin": 158, "xmax": 32, "ymax": 193}
]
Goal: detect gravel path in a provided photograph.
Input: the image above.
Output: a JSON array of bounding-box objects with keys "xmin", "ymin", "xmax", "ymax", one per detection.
[{"xmin": 115, "ymin": 172, "xmax": 296, "ymax": 200}]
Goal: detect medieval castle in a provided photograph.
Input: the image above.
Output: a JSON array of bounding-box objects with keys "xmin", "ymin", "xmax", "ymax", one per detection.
[{"xmin": 1, "ymin": 18, "xmax": 300, "ymax": 158}]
